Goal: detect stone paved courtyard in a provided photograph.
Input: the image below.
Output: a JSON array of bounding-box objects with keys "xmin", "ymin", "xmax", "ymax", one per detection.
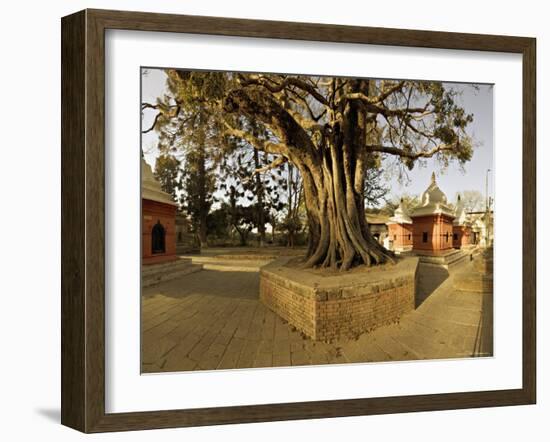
[{"xmin": 141, "ymin": 251, "xmax": 493, "ymax": 373}]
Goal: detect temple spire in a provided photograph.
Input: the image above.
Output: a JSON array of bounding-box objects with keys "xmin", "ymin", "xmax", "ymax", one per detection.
[{"xmin": 431, "ymin": 171, "xmax": 436, "ymax": 185}]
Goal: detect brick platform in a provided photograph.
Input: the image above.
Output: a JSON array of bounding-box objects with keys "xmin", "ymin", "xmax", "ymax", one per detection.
[{"xmin": 259, "ymin": 257, "xmax": 418, "ymax": 342}]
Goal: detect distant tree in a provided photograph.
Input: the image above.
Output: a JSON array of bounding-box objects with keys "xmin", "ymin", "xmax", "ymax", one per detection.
[
  {"xmin": 145, "ymin": 70, "xmax": 475, "ymax": 269},
  {"xmin": 224, "ymin": 186, "xmax": 267, "ymax": 246},
  {"xmin": 382, "ymin": 193, "xmax": 420, "ymax": 215},
  {"xmin": 206, "ymin": 206, "xmax": 231, "ymax": 239},
  {"xmin": 218, "ymin": 142, "xmax": 286, "ymax": 246},
  {"xmin": 142, "ymin": 71, "xmax": 223, "ymax": 248},
  {"xmin": 279, "ymin": 162, "xmax": 305, "ymax": 247},
  {"xmin": 456, "ymin": 190, "xmax": 485, "ymax": 212},
  {"xmin": 178, "ymin": 137, "xmax": 217, "ymax": 248},
  {"xmin": 364, "ymin": 165, "xmax": 390, "ymax": 209},
  {"xmin": 153, "ymin": 153, "xmax": 183, "ymax": 204}
]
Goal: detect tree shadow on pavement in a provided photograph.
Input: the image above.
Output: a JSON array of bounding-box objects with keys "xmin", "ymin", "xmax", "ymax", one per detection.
[{"xmin": 143, "ymin": 268, "xmax": 260, "ymax": 301}]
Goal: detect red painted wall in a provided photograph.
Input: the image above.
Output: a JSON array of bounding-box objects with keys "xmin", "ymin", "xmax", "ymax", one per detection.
[
  {"xmin": 411, "ymin": 214, "xmax": 454, "ymax": 254},
  {"xmin": 453, "ymin": 225, "xmax": 472, "ymax": 249},
  {"xmin": 142, "ymin": 198, "xmax": 177, "ymax": 265},
  {"xmin": 388, "ymin": 223, "xmax": 413, "ymax": 249}
]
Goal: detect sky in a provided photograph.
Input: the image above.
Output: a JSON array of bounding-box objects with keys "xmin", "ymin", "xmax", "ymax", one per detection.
[{"xmin": 141, "ymin": 68, "xmax": 494, "ymax": 206}]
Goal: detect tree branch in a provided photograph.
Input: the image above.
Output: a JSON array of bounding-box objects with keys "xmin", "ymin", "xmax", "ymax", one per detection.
[
  {"xmin": 286, "ymin": 88, "xmax": 327, "ymax": 122},
  {"xmin": 223, "ymin": 121, "xmax": 290, "ymax": 156},
  {"xmin": 141, "ymin": 102, "xmax": 159, "ymax": 111},
  {"xmin": 376, "ymin": 81, "xmax": 406, "ymax": 103},
  {"xmin": 240, "ymin": 74, "xmax": 330, "ymax": 107},
  {"xmin": 338, "ymin": 81, "xmax": 405, "ymax": 105},
  {"xmin": 142, "ymin": 112, "xmax": 162, "ymax": 133},
  {"xmin": 223, "ymin": 88, "xmax": 320, "ymax": 158},
  {"xmin": 252, "ymin": 156, "xmax": 288, "ymax": 175},
  {"xmin": 141, "ymin": 104, "xmax": 182, "ymax": 134},
  {"xmin": 366, "ymin": 141, "xmax": 459, "ymax": 159},
  {"xmin": 339, "ymin": 88, "xmax": 430, "ymax": 118}
]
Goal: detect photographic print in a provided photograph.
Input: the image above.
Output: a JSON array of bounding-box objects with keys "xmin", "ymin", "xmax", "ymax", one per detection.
[{"xmin": 140, "ymin": 68, "xmax": 494, "ymax": 374}]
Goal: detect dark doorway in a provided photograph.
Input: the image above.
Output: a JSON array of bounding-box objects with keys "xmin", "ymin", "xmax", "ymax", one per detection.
[{"xmin": 152, "ymin": 221, "xmax": 166, "ymax": 254}]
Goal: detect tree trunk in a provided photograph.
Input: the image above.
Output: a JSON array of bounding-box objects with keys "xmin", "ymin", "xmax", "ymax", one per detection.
[
  {"xmin": 197, "ymin": 144, "xmax": 208, "ymax": 248},
  {"xmin": 235, "ymin": 226, "xmax": 248, "ymax": 246},
  {"xmin": 224, "ymin": 79, "xmax": 395, "ymax": 270},
  {"xmin": 253, "ymin": 149, "xmax": 266, "ymax": 247},
  {"xmin": 271, "ymin": 218, "xmax": 276, "ymax": 243},
  {"xmin": 292, "ymin": 81, "xmax": 395, "ymax": 271},
  {"xmin": 297, "ymin": 153, "xmax": 395, "ymax": 271},
  {"xmin": 286, "ymin": 162, "xmax": 295, "ymax": 248}
]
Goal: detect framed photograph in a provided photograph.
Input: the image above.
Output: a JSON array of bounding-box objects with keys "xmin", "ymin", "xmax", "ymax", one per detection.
[{"xmin": 61, "ymin": 9, "xmax": 536, "ymax": 433}]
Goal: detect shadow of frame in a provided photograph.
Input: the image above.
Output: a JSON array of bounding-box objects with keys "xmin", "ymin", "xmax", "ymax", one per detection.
[{"xmin": 35, "ymin": 408, "xmax": 60, "ymax": 423}]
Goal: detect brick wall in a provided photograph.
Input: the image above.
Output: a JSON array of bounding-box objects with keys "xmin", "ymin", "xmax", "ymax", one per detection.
[
  {"xmin": 453, "ymin": 225, "xmax": 472, "ymax": 248},
  {"xmin": 142, "ymin": 198, "xmax": 177, "ymax": 265},
  {"xmin": 315, "ymin": 277, "xmax": 415, "ymax": 341},
  {"xmin": 260, "ymin": 259, "xmax": 418, "ymax": 342},
  {"xmin": 260, "ymin": 274, "xmax": 317, "ymax": 338},
  {"xmin": 388, "ymin": 223, "xmax": 414, "ymax": 250},
  {"xmin": 412, "ymin": 214, "xmax": 454, "ymax": 253}
]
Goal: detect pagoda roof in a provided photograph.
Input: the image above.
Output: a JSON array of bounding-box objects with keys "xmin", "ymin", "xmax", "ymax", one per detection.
[
  {"xmin": 410, "ymin": 172, "xmax": 455, "ymax": 218},
  {"xmin": 366, "ymin": 213, "xmax": 390, "ymax": 225},
  {"xmin": 453, "ymin": 194, "xmax": 471, "ymax": 226},
  {"xmin": 387, "ymin": 200, "xmax": 413, "ymax": 224}
]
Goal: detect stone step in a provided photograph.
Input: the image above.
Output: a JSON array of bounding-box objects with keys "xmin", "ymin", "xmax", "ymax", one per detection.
[
  {"xmin": 190, "ymin": 256, "xmax": 271, "ymax": 271},
  {"xmin": 142, "ymin": 263, "xmax": 203, "ymax": 288},
  {"xmin": 201, "ymin": 262, "xmax": 262, "ymax": 272},
  {"xmin": 447, "ymin": 252, "xmax": 470, "ymax": 268},
  {"xmin": 141, "ymin": 258, "xmax": 193, "ymax": 277},
  {"xmin": 142, "ymin": 262, "xmax": 194, "ymax": 281},
  {"xmin": 417, "ymin": 248, "xmax": 464, "ymax": 257},
  {"xmin": 141, "ymin": 259, "xmax": 196, "ymax": 276},
  {"xmin": 141, "ymin": 258, "xmax": 202, "ymax": 287},
  {"xmin": 214, "ymin": 254, "xmax": 277, "ymax": 261},
  {"xmin": 417, "ymin": 249, "xmax": 469, "ymax": 269},
  {"xmin": 176, "ymin": 245, "xmax": 200, "ymax": 254}
]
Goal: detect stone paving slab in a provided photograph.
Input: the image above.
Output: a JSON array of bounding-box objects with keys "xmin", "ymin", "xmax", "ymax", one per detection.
[{"xmin": 141, "ymin": 256, "xmax": 493, "ymax": 373}]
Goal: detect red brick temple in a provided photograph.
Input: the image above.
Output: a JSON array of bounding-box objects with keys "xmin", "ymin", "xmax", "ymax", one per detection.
[
  {"xmin": 387, "ymin": 199, "xmax": 413, "ymax": 253},
  {"xmin": 141, "ymin": 158, "xmax": 178, "ymax": 265},
  {"xmin": 452, "ymin": 194, "xmax": 473, "ymax": 249},
  {"xmin": 410, "ymin": 172, "xmax": 455, "ymax": 255}
]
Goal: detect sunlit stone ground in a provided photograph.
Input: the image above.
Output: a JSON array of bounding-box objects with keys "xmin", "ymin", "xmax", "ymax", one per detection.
[{"xmin": 141, "ymin": 248, "xmax": 492, "ymax": 373}]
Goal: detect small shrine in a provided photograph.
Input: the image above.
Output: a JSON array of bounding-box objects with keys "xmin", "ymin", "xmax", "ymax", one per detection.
[
  {"xmin": 387, "ymin": 199, "xmax": 413, "ymax": 253},
  {"xmin": 452, "ymin": 194, "xmax": 472, "ymax": 249},
  {"xmin": 410, "ymin": 172, "xmax": 455, "ymax": 254},
  {"xmin": 142, "ymin": 158, "xmax": 178, "ymax": 265}
]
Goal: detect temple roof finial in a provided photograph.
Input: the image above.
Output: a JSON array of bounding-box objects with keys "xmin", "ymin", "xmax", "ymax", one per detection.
[{"xmin": 411, "ymin": 170, "xmax": 454, "ymax": 218}]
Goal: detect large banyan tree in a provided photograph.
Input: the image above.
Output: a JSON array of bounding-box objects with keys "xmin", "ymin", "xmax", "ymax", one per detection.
[{"xmin": 150, "ymin": 70, "xmax": 474, "ymax": 270}]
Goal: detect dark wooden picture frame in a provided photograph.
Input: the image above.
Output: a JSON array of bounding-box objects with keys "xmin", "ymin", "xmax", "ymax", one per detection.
[{"xmin": 61, "ymin": 8, "xmax": 536, "ymax": 433}]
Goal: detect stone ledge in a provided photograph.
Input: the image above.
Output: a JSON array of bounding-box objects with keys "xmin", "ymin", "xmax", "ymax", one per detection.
[
  {"xmin": 142, "ymin": 259, "xmax": 203, "ymax": 288},
  {"xmin": 415, "ymin": 248, "xmax": 469, "ymax": 269},
  {"xmin": 259, "ymin": 257, "xmax": 418, "ymax": 342}
]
